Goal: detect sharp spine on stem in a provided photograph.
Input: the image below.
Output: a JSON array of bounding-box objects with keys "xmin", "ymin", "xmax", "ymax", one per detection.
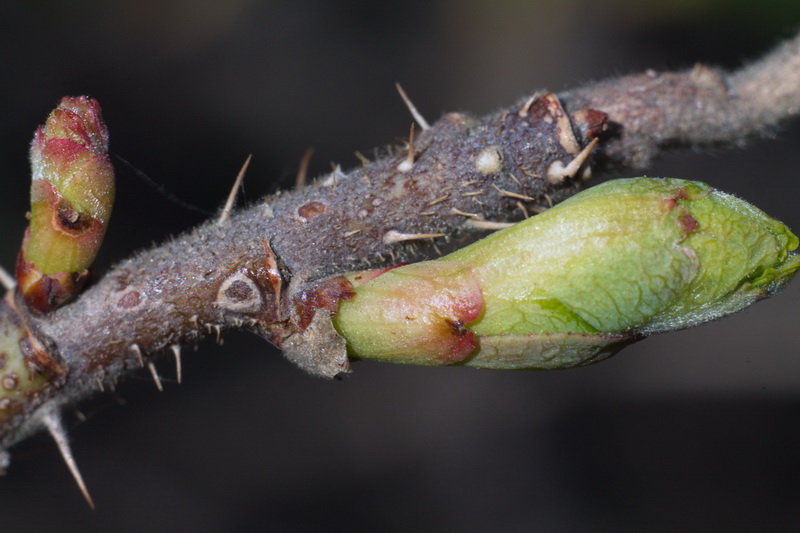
[
  {"xmin": 546, "ymin": 138, "xmax": 599, "ymax": 184},
  {"xmin": 147, "ymin": 362, "xmax": 163, "ymax": 392},
  {"xmin": 295, "ymin": 148, "xmax": 314, "ymax": 188},
  {"xmin": 171, "ymin": 344, "xmax": 182, "ymax": 384},
  {"xmin": 493, "ymin": 184, "xmax": 535, "ymax": 202},
  {"xmin": 354, "ymin": 151, "xmax": 370, "ymax": 166},
  {"xmin": 383, "ymin": 230, "xmax": 445, "ymax": 245},
  {"xmin": 450, "ymin": 207, "xmax": 480, "ymax": 218},
  {"xmin": 466, "ymin": 220, "xmax": 515, "ymax": 230},
  {"xmin": 130, "ymin": 344, "xmax": 144, "ymax": 367},
  {"xmin": 397, "ymin": 124, "xmax": 417, "ymax": 173},
  {"xmin": 395, "ymin": 83, "xmax": 430, "ymax": 130},
  {"xmin": 0, "ymin": 265, "xmax": 15, "ymax": 291},
  {"xmin": 42, "ymin": 407, "xmax": 94, "ymax": 509},
  {"xmin": 218, "ymin": 154, "xmax": 252, "ymax": 225}
]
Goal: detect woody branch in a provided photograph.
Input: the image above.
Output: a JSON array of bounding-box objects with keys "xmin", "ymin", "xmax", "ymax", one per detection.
[{"xmin": 0, "ymin": 31, "xmax": 799, "ymax": 505}]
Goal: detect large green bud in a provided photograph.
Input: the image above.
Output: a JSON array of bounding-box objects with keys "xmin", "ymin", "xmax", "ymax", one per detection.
[{"xmin": 333, "ymin": 178, "xmax": 800, "ymax": 369}]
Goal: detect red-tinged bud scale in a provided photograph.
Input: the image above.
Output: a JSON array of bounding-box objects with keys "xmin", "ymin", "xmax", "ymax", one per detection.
[
  {"xmin": 15, "ymin": 97, "xmax": 114, "ymax": 313},
  {"xmin": 342, "ymin": 262, "xmax": 484, "ymax": 365}
]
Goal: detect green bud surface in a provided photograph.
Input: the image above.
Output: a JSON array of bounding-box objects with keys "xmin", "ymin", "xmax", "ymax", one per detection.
[{"xmin": 334, "ymin": 178, "xmax": 800, "ymax": 369}]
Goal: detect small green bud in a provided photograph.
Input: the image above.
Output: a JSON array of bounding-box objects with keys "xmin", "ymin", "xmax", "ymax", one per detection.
[
  {"xmin": 333, "ymin": 178, "xmax": 800, "ymax": 369},
  {"xmin": 16, "ymin": 97, "xmax": 115, "ymax": 312}
]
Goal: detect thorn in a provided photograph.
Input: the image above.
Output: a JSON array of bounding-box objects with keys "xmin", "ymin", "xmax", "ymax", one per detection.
[
  {"xmin": 518, "ymin": 92, "xmax": 542, "ymax": 117},
  {"xmin": 147, "ymin": 362, "xmax": 163, "ymax": 392},
  {"xmin": 130, "ymin": 344, "xmax": 144, "ymax": 367},
  {"xmin": 450, "ymin": 207, "xmax": 480, "ymax": 218},
  {"xmin": 492, "ymin": 185, "xmax": 535, "ymax": 202},
  {"xmin": 320, "ymin": 164, "xmax": 346, "ymax": 187},
  {"xmin": 427, "ymin": 195, "xmax": 449, "ymax": 207},
  {"xmin": 295, "ymin": 148, "xmax": 314, "ymax": 188},
  {"xmin": 74, "ymin": 410, "xmax": 87, "ymax": 423},
  {"xmin": 383, "ymin": 230, "xmax": 445, "ymax": 245},
  {"xmin": 466, "ymin": 220, "xmax": 515, "ymax": 230},
  {"xmin": 397, "ymin": 123, "xmax": 416, "ymax": 173},
  {"xmin": 508, "ymin": 174, "xmax": 524, "ymax": 188},
  {"xmin": 516, "ymin": 201, "xmax": 530, "ymax": 219},
  {"xmin": 165, "ymin": 345, "xmax": 180, "ymax": 385},
  {"xmin": 218, "ymin": 154, "xmax": 252, "ymax": 225},
  {"xmin": 0, "ymin": 265, "xmax": 15, "ymax": 291},
  {"xmin": 354, "ymin": 151, "xmax": 370, "ymax": 166},
  {"xmin": 329, "ymin": 162, "xmax": 350, "ymax": 179},
  {"xmin": 547, "ymin": 138, "xmax": 599, "ymax": 184},
  {"xmin": 395, "ymin": 83, "xmax": 430, "ymax": 130},
  {"xmin": 43, "ymin": 408, "xmax": 95, "ymax": 509},
  {"xmin": 343, "ymin": 229, "xmax": 361, "ymax": 237}
]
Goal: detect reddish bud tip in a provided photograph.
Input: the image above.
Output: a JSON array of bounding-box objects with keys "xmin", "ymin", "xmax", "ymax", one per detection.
[{"xmin": 17, "ymin": 96, "xmax": 115, "ymax": 312}]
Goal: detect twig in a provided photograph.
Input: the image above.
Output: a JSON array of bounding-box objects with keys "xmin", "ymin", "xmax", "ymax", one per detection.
[{"xmin": 2, "ymin": 32, "xmax": 800, "ymax": 476}]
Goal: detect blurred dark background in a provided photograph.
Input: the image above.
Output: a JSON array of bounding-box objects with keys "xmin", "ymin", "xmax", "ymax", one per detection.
[{"xmin": 3, "ymin": 1, "xmax": 800, "ymax": 531}]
